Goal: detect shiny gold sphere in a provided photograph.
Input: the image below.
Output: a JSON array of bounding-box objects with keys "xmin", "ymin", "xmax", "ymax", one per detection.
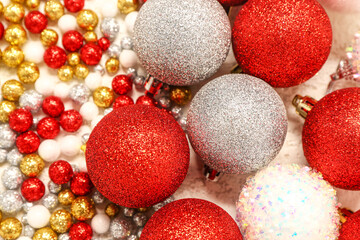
[
  {"xmin": 138, "ymin": 207, "xmax": 150, "ymax": 212},
  {"xmin": 45, "ymin": 0, "xmax": 64, "ymax": 21},
  {"xmin": 3, "ymin": 3, "xmax": 24, "ymax": 23},
  {"xmin": 40, "ymin": 29, "xmax": 58, "ymax": 47},
  {"xmin": 93, "ymin": 87, "xmax": 115, "ymax": 108},
  {"xmin": 118, "ymin": 0, "xmax": 138, "ymax": 14},
  {"xmin": 25, "ymin": 0, "xmax": 40, "ymax": 10},
  {"xmin": 0, "ymin": 101, "xmax": 16, "ymax": 123},
  {"xmin": 2, "ymin": 45, "xmax": 24, "ymax": 68},
  {"xmin": 2, "ymin": 79, "xmax": 24, "ymax": 101},
  {"xmin": 17, "ymin": 61, "xmax": 39, "ymax": 84},
  {"xmin": 57, "ymin": 65, "xmax": 73, "ymax": 82},
  {"xmin": 0, "ymin": 218, "xmax": 22, "ymax": 240},
  {"xmin": 58, "ymin": 189, "xmax": 75, "ymax": 206},
  {"xmin": 106, "ymin": 58, "xmax": 120, "ymax": 74},
  {"xmin": 170, "ymin": 86, "xmax": 192, "ymax": 106},
  {"xmin": 80, "ymin": 144, "xmax": 86, "ymax": 153},
  {"xmin": 74, "ymin": 64, "xmax": 89, "ymax": 80},
  {"xmin": 50, "ymin": 209, "xmax": 73, "ymax": 234},
  {"xmin": 67, "ymin": 52, "xmax": 80, "ymax": 66},
  {"xmin": 20, "ymin": 154, "xmax": 45, "ymax": 177},
  {"xmin": 77, "ymin": 9, "xmax": 98, "ymax": 31},
  {"xmin": 71, "ymin": 196, "xmax": 95, "ymax": 221},
  {"xmin": 105, "ymin": 203, "xmax": 120, "ymax": 217},
  {"xmin": 33, "ymin": 227, "xmax": 57, "ymax": 240},
  {"xmin": 83, "ymin": 31, "xmax": 97, "ymax": 43},
  {"xmin": 4, "ymin": 24, "xmax": 27, "ymax": 46}
]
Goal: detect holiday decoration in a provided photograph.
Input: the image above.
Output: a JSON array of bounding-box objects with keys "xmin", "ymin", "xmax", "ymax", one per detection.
[
  {"xmin": 44, "ymin": 46, "xmax": 67, "ymax": 69},
  {"xmin": 59, "ymin": 109, "xmax": 82, "ymax": 132},
  {"xmin": 62, "ymin": 30, "xmax": 84, "ymax": 52},
  {"xmin": 16, "ymin": 131, "xmax": 40, "ymax": 154},
  {"xmin": 49, "ymin": 209, "xmax": 73, "ymax": 233},
  {"xmin": 21, "ymin": 177, "xmax": 45, "ymax": 202},
  {"xmin": 113, "ymin": 95, "xmax": 134, "ymax": 108},
  {"xmin": 317, "ymin": 0, "xmax": 360, "ymax": 12},
  {"xmin": 70, "ymin": 172, "xmax": 93, "ymax": 196},
  {"xmin": 24, "ymin": 11, "xmax": 48, "ymax": 34},
  {"xmin": 20, "ymin": 154, "xmax": 45, "ymax": 177},
  {"xmin": 339, "ymin": 210, "xmax": 360, "ymax": 239},
  {"xmin": 80, "ymin": 43, "xmax": 102, "ymax": 65},
  {"xmin": 71, "ymin": 196, "xmax": 95, "ymax": 221},
  {"xmin": 49, "ymin": 160, "xmax": 74, "ymax": 184},
  {"xmin": 69, "ymin": 222, "xmax": 92, "ymax": 240},
  {"xmin": 64, "ymin": 0, "xmax": 85, "ymax": 12},
  {"xmin": 112, "ymin": 74, "xmax": 132, "ymax": 95},
  {"xmin": 2, "ymin": 80, "xmax": 24, "ymax": 101},
  {"xmin": 8, "ymin": 108, "xmax": 33, "ymax": 133},
  {"xmin": 17, "ymin": 61, "xmax": 40, "ymax": 84},
  {"xmin": 37, "ymin": 117, "xmax": 60, "ymax": 139},
  {"xmin": 93, "ymin": 86, "xmax": 115, "ymax": 108},
  {"xmin": 0, "ymin": 218, "xmax": 22, "ymax": 240},
  {"xmin": 136, "ymin": 95, "xmax": 156, "ymax": 106}
]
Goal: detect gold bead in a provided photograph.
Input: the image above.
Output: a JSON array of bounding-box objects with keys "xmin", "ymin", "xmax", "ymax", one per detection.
[
  {"xmin": 169, "ymin": 86, "xmax": 192, "ymax": 106},
  {"xmin": 57, "ymin": 65, "xmax": 73, "ymax": 82},
  {"xmin": 67, "ymin": 52, "xmax": 80, "ymax": 66},
  {"xmin": 93, "ymin": 87, "xmax": 115, "ymax": 108},
  {"xmin": 118, "ymin": 0, "xmax": 138, "ymax": 14},
  {"xmin": 4, "ymin": 24, "xmax": 27, "ymax": 46},
  {"xmin": 58, "ymin": 189, "xmax": 75, "ymax": 206},
  {"xmin": 105, "ymin": 203, "xmax": 120, "ymax": 217},
  {"xmin": 45, "ymin": 0, "xmax": 64, "ymax": 21},
  {"xmin": 20, "ymin": 154, "xmax": 45, "ymax": 177},
  {"xmin": 3, "ymin": 3, "xmax": 24, "ymax": 23},
  {"xmin": 0, "ymin": 218, "xmax": 22, "ymax": 240},
  {"xmin": 2, "ymin": 45, "xmax": 24, "ymax": 68},
  {"xmin": 138, "ymin": 207, "xmax": 150, "ymax": 212},
  {"xmin": 77, "ymin": 9, "xmax": 98, "ymax": 31},
  {"xmin": 0, "ymin": 101, "xmax": 16, "ymax": 123},
  {"xmin": 50, "ymin": 209, "xmax": 73, "ymax": 234},
  {"xmin": 106, "ymin": 58, "xmax": 120, "ymax": 74},
  {"xmin": 17, "ymin": 61, "xmax": 39, "ymax": 84},
  {"xmin": 25, "ymin": 0, "xmax": 40, "ymax": 10},
  {"xmin": 40, "ymin": 29, "xmax": 58, "ymax": 47},
  {"xmin": 33, "ymin": 227, "xmax": 57, "ymax": 240},
  {"xmin": 71, "ymin": 196, "xmax": 95, "ymax": 221},
  {"xmin": 74, "ymin": 64, "xmax": 89, "ymax": 80},
  {"xmin": 83, "ymin": 31, "xmax": 97, "ymax": 43},
  {"xmin": 2, "ymin": 79, "xmax": 24, "ymax": 101},
  {"xmin": 80, "ymin": 144, "xmax": 86, "ymax": 153}
]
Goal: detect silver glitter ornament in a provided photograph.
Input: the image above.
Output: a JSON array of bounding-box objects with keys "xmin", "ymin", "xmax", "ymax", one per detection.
[
  {"xmin": 134, "ymin": 0, "xmax": 231, "ymax": 86},
  {"xmin": 2, "ymin": 166, "xmax": 23, "ymax": 189},
  {"xmin": 58, "ymin": 233, "xmax": 70, "ymax": 240},
  {"xmin": 127, "ymin": 68, "xmax": 137, "ymax": 79},
  {"xmin": 48, "ymin": 181, "xmax": 62, "ymax": 194},
  {"xmin": 19, "ymin": 90, "xmax": 43, "ymax": 113},
  {"xmin": 110, "ymin": 218, "xmax": 133, "ymax": 239},
  {"xmin": 7, "ymin": 149, "xmax": 23, "ymax": 166},
  {"xmin": 69, "ymin": 84, "xmax": 91, "ymax": 105},
  {"xmin": 92, "ymin": 190, "xmax": 105, "ymax": 204},
  {"xmin": 123, "ymin": 207, "xmax": 135, "ymax": 217},
  {"xmin": 187, "ymin": 74, "xmax": 288, "ymax": 174},
  {"xmin": 0, "ymin": 190, "xmax": 23, "ymax": 214},
  {"xmin": 121, "ymin": 36, "xmax": 133, "ymax": 50},
  {"xmin": 0, "ymin": 149, "xmax": 7, "ymax": 163},
  {"xmin": 0, "ymin": 125, "xmax": 16, "ymax": 149},
  {"xmin": 42, "ymin": 194, "xmax": 58, "ymax": 209},
  {"xmin": 178, "ymin": 116, "xmax": 187, "ymax": 132},
  {"xmin": 94, "ymin": 64, "xmax": 106, "ymax": 76},
  {"xmin": 133, "ymin": 213, "xmax": 147, "ymax": 227},
  {"xmin": 101, "ymin": 18, "xmax": 120, "ymax": 42},
  {"xmin": 23, "ymin": 225, "xmax": 35, "ymax": 237},
  {"xmin": 22, "ymin": 202, "xmax": 33, "ymax": 212},
  {"xmin": 133, "ymin": 76, "xmax": 145, "ymax": 90},
  {"xmin": 107, "ymin": 44, "xmax": 121, "ymax": 58}
]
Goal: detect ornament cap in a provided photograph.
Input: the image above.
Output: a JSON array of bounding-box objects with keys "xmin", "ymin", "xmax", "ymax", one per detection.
[
  {"xmin": 144, "ymin": 75, "xmax": 163, "ymax": 97},
  {"xmin": 292, "ymin": 95, "xmax": 317, "ymax": 119},
  {"xmin": 204, "ymin": 165, "xmax": 222, "ymax": 182}
]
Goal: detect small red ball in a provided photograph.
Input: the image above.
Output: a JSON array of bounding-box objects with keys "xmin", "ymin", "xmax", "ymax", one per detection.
[
  {"xmin": 24, "ymin": 11, "xmax": 48, "ymax": 34},
  {"xmin": 136, "ymin": 95, "xmax": 156, "ymax": 106},
  {"xmin": 113, "ymin": 95, "xmax": 134, "ymax": 109},
  {"xmin": 112, "ymin": 75, "xmax": 133, "ymax": 95},
  {"xmin": 0, "ymin": 22, "xmax": 4, "ymax": 39},
  {"xmin": 69, "ymin": 222, "xmax": 92, "ymax": 240},
  {"xmin": 16, "ymin": 131, "xmax": 40, "ymax": 154},
  {"xmin": 44, "ymin": 46, "xmax": 67, "ymax": 69},
  {"xmin": 9, "ymin": 108, "xmax": 33, "ymax": 133},
  {"xmin": 62, "ymin": 30, "xmax": 84, "ymax": 52},
  {"xmin": 98, "ymin": 37, "xmax": 111, "ymax": 51},
  {"xmin": 70, "ymin": 172, "xmax": 93, "ymax": 196},
  {"xmin": 49, "ymin": 160, "xmax": 74, "ymax": 184},
  {"xmin": 36, "ymin": 117, "xmax": 60, "ymax": 139},
  {"xmin": 218, "ymin": 0, "xmax": 246, "ymax": 6},
  {"xmin": 64, "ymin": 0, "xmax": 85, "ymax": 12},
  {"xmin": 80, "ymin": 43, "xmax": 102, "ymax": 66},
  {"xmin": 42, "ymin": 96, "xmax": 65, "ymax": 118},
  {"xmin": 21, "ymin": 178, "xmax": 45, "ymax": 202},
  {"xmin": 339, "ymin": 210, "xmax": 360, "ymax": 240},
  {"xmin": 60, "ymin": 110, "xmax": 83, "ymax": 132}
]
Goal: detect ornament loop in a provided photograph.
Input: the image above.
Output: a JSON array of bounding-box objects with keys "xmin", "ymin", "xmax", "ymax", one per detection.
[{"xmin": 292, "ymin": 95, "xmax": 317, "ymax": 119}]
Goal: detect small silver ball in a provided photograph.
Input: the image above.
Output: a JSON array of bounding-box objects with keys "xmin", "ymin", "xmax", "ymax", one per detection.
[
  {"xmin": 158, "ymin": 96, "xmax": 171, "ymax": 109},
  {"xmin": 178, "ymin": 116, "xmax": 187, "ymax": 132},
  {"xmin": 127, "ymin": 68, "xmax": 137, "ymax": 79},
  {"xmin": 92, "ymin": 190, "xmax": 105, "ymax": 204},
  {"xmin": 42, "ymin": 194, "xmax": 58, "ymax": 209},
  {"xmin": 123, "ymin": 207, "xmax": 135, "ymax": 217},
  {"xmin": 107, "ymin": 44, "xmax": 121, "ymax": 58},
  {"xmin": 69, "ymin": 83, "xmax": 91, "ymax": 105},
  {"xmin": 133, "ymin": 76, "xmax": 145, "ymax": 90},
  {"xmin": 48, "ymin": 181, "xmax": 62, "ymax": 194},
  {"xmin": 21, "ymin": 214, "xmax": 28, "ymax": 224},
  {"xmin": 19, "ymin": 90, "xmax": 43, "ymax": 113},
  {"xmin": 104, "ymin": 108, "xmax": 113, "ymax": 115},
  {"xmin": 170, "ymin": 106, "xmax": 182, "ymax": 119},
  {"xmin": 127, "ymin": 235, "xmax": 138, "ymax": 240},
  {"xmin": 101, "ymin": 18, "xmax": 120, "ymax": 42},
  {"xmin": 121, "ymin": 36, "xmax": 133, "ymax": 50},
  {"xmin": 94, "ymin": 64, "xmax": 106, "ymax": 76},
  {"xmin": 0, "ymin": 149, "xmax": 7, "ymax": 163},
  {"xmin": 58, "ymin": 233, "xmax": 70, "ymax": 240},
  {"xmin": 7, "ymin": 148, "xmax": 23, "ymax": 166},
  {"xmin": 81, "ymin": 133, "xmax": 90, "ymax": 144},
  {"xmin": 133, "ymin": 213, "xmax": 147, "ymax": 227},
  {"xmin": 2, "ymin": 166, "xmax": 23, "ymax": 189},
  {"xmin": 22, "ymin": 202, "xmax": 33, "ymax": 213},
  {"xmin": 23, "ymin": 225, "xmax": 35, "ymax": 237},
  {"xmin": 0, "ymin": 125, "xmax": 16, "ymax": 149},
  {"xmin": 0, "ymin": 190, "xmax": 23, "ymax": 214},
  {"xmin": 110, "ymin": 218, "xmax": 133, "ymax": 239}
]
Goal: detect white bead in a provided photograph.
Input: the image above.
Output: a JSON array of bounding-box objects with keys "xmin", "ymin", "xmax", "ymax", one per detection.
[
  {"xmin": 59, "ymin": 135, "xmax": 82, "ymax": 157},
  {"xmin": 38, "ymin": 140, "xmax": 60, "ymax": 162},
  {"xmin": 101, "ymin": 1, "xmax": 118, "ymax": 18},
  {"xmin": 85, "ymin": 72, "xmax": 102, "ymax": 91},
  {"xmin": 125, "ymin": 11, "xmax": 138, "ymax": 34},
  {"xmin": 91, "ymin": 214, "xmax": 111, "ymax": 234},
  {"xmin": 120, "ymin": 50, "xmax": 138, "ymax": 69},
  {"xmin": 27, "ymin": 205, "xmax": 51, "ymax": 229},
  {"xmin": 18, "ymin": 237, "xmax": 32, "ymax": 240},
  {"xmin": 54, "ymin": 82, "xmax": 71, "ymax": 99},
  {"xmin": 91, "ymin": 115, "xmax": 104, "ymax": 129},
  {"xmin": 35, "ymin": 77, "xmax": 56, "ymax": 96},
  {"xmin": 22, "ymin": 42, "xmax": 45, "ymax": 64},
  {"xmin": 58, "ymin": 15, "xmax": 77, "ymax": 33},
  {"xmin": 80, "ymin": 102, "xmax": 99, "ymax": 121}
]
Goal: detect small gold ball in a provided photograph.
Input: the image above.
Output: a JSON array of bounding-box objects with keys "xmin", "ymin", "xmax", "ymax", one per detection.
[
  {"xmin": 77, "ymin": 9, "xmax": 98, "ymax": 31},
  {"xmin": 3, "ymin": 3, "xmax": 25, "ymax": 23},
  {"xmin": 4, "ymin": 24, "xmax": 27, "ymax": 46},
  {"xmin": 0, "ymin": 2, "xmax": 4, "ymax": 15},
  {"xmin": 2, "ymin": 79, "xmax": 24, "ymax": 101},
  {"xmin": 40, "ymin": 29, "xmax": 58, "ymax": 47},
  {"xmin": 0, "ymin": 218, "xmax": 22, "ymax": 240},
  {"xmin": 169, "ymin": 86, "xmax": 192, "ymax": 106},
  {"xmin": 58, "ymin": 189, "xmax": 75, "ymax": 206},
  {"xmin": 67, "ymin": 52, "xmax": 81, "ymax": 66},
  {"xmin": 2, "ymin": 45, "xmax": 24, "ymax": 68},
  {"xmin": 106, "ymin": 58, "xmax": 120, "ymax": 74},
  {"xmin": 138, "ymin": 207, "xmax": 150, "ymax": 212},
  {"xmin": 105, "ymin": 203, "xmax": 120, "ymax": 217},
  {"xmin": 80, "ymin": 144, "xmax": 86, "ymax": 153},
  {"xmin": 57, "ymin": 65, "xmax": 73, "ymax": 82},
  {"xmin": 25, "ymin": 0, "xmax": 40, "ymax": 10},
  {"xmin": 20, "ymin": 154, "xmax": 45, "ymax": 177},
  {"xmin": 0, "ymin": 101, "xmax": 16, "ymax": 123},
  {"xmin": 17, "ymin": 61, "xmax": 39, "ymax": 84},
  {"xmin": 93, "ymin": 87, "xmax": 115, "ymax": 108},
  {"xmin": 83, "ymin": 31, "xmax": 97, "ymax": 43},
  {"xmin": 118, "ymin": 0, "xmax": 138, "ymax": 14},
  {"xmin": 74, "ymin": 64, "xmax": 89, "ymax": 80},
  {"xmin": 50, "ymin": 209, "xmax": 73, "ymax": 234},
  {"xmin": 71, "ymin": 196, "xmax": 95, "ymax": 221},
  {"xmin": 45, "ymin": 0, "xmax": 64, "ymax": 21},
  {"xmin": 33, "ymin": 227, "xmax": 57, "ymax": 240}
]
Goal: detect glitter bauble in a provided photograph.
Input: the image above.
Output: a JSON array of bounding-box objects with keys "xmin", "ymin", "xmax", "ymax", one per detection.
[
  {"xmin": 110, "ymin": 218, "xmax": 133, "ymax": 239},
  {"xmin": 16, "ymin": 131, "xmax": 40, "ymax": 154},
  {"xmin": 70, "ymin": 172, "xmax": 92, "ymax": 196},
  {"xmin": 69, "ymin": 83, "xmax": 91, "ymax": 105},
  {"xmin": 24, "ymin": 11, "xmax": 47, "ymax": 34},
  {"xmin": 44, "ymin": 46, "xmax": 67, "ymax": 69},
  {"xmin": 317, "ymin": 0, "xmax": 360, "ymax": 12},
  {"xmin": 64, "ymin": 0, "xmax": 84, "ymax": 12},
  {"xmin": 80, "ymin": 43, "xmax": 102, "ymax": 66},
  {"xmin": 141, "ymin": 198, "xmax": 243, "ymax": 239},
  {"xmin": 42, "ymin": 96, "xmax": 64, "ymax": 118},
  {"xmin": 134, "ymin": 0, "xmax": 231, "ymax": 86},
  {"xmin": 50, "ymin": 209, "xmax": 73, "ymax": 233},
  {"xmin": 0, "ymin": 190, "xmax": 23, "ymax": 214},
  {"xmin": 19, "ymin": 90, "xmax": 43, "ymax": 113},
  {"xmin": 9, "ymin": 108, "xmax": 33, "ymax": 133},
  {"xmin": 59, "ymin": 110, "xmax": 82, "ymax": 132},
  {"xmin": 0, "ymin": 217, "xmax": 22, "ymax": 240},
  {"xmin": 71, "ymin": 196, "xmax": 95, "ymax": 221},
  {"xmin": 339, "ymin": 210, "xmax": 360, "ymax": 239},
  {"xmin": 20, "ymin": 154, "xmax": 44, "ymax": 177},
  {"xmin": 113, "ymin": 95, "xmax": 134, "ymax": 109},
  {"xmin": 49, "ymin": 160, "xmax": 74, "ymax": 184},
  {"xmin": 62, "ymin": 30, "xmax": 84, "ymax": 52},
  {"xmin": 100, "ymin": 18, "xmax": 119, "ymax": 42},
  {"xmin": 33, "ymin": 227, "xmax": 57, "ymax": 240},
  {"xmin": 58, "ymin": 189, "xmax": 75, "ymax": 206},
  {"xmin": 2, "ymin": 166, "xmax": 23, "ymax": 190},
  {"xmin": 236, "ymin": 164, "xmax": 340, "ymax": 240},
  {"xmin": 86, "ymin": 105, "xmax": 189, "ymax": 207},
  {"xmin": 21, "ymin": 177, "xmax": 45, "ymax": 202},
  {"xmin": 187, "ymin": 74, "xmax": 287, "ymax": 174},
  {"xmin": 232, "ymin": 0, "xmax": 332, "ymax": 88},
  {"xmin": 36, "ymin": 117, "xmax": 60, "ymax": 139},
  {"xmin": 0, "ymin": 125, "xmax": 16, "ymax": 149},
  {"xmin": 69, "ymin": 222, "xmax": 92, "ymax": 240}
]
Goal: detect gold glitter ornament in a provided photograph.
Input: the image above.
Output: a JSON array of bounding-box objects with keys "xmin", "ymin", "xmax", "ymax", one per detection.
[
  {"xmin": 33, "ymin": 227, "xmax": 57, "ymax": 240},
  {"xmin": 0, "ymin": 101, "xmax": 16, "ymax": 123},
  {"xmin": 83, "ymin": 31, "xmax": 97, "ymax": 43},
  {"xmin": 77, "ymin": 9, "xmax": 98, "ymax": 31},
  {"xmin": 105, "ymin": 203, "xmax": 120, "ymax": 217},
  {"xmin": 0, "ymin": 218, "xmax": 22, "ymax": 240},
  {"xmin": 93, "ymin": 87, "xmax": 115, "ymax": 108},
  {"xmin": 57, "ymin": 65, "xmax": 73, "ymax": 82},
  {"xmin": 4, "ymin": 24, "xmax": 27, "ymax": 46},
  {"xmin": 25, "ymin": 0, "xmax": 40, "ymax": 10},
  {"xmin": 40, "ymin": 29, "xmax": 58, "ymax": 47},
  {"xmin": 71, "ymin": 196, "xmax": 95, "ymax": 221},
  {"xmin": 3, "ymin": 3, "xmax": 24, "ymax": 23},
  {"xmin": 44, "ymin": 0, "xmax": 64, "ymax": 21},
  {"xmin": 2, "ymin": 45, "xmax": 24, "ymax": 68},
  {"xmin": 170, "ymin": 86, "xmax": 192, "ymax": 106},
  {"xmin": 50, "ymin": 209, "xmax": 73, "ymax": 234},
  {"xmin": 67, "ymin": 52, "xmax": 80, "ymax": 66},
  {"xmin": 118, "ymin": 0, "xmax": 138, "ymax": 14},
  {"xmin": 74, "ymin": 64, "xmax": 89, "ymax": 80},
  {"xmin": 2, "ymin": 80, "xmax": 24, "ymax": 101},
  {"xmin": 20, "ymin": 154, "xmax": 45, "ymax": 177},
  {"xmin": 106, "ymin": 58, "xmax": 120, "ymax": 74},
  {"xmin": 17, "ymin": 61, "xmax": 39, "ymax": 84},
  {"xmin": 58, "ymin": 189, "xmax": 75, "ymax": 206}
]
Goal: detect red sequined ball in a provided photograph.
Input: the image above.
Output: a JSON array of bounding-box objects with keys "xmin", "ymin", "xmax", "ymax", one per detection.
[
  {"xmin": 16, "ymin": 131, "xmax": 40, "ymax": 154},
  {"xmin": 44, "ymin": 46, "xmax": 67, "ymax": 69},
  {"xmin": 21, "ymin": 178, "xmax": 45, "ymax": 202},
  {"xmin": 9, "ymin": 108, "xmax": 33, "ymax": 133},
  {"xmin": 80, "ymin": 43, "xmax": 102, "ymax": 66},
  {"xmin": 69, "ymin": 222, "xmax": 93, "ymax": 240},
  {"xmin": 36, "ymin": 117, "xmax": 60, "ymax": 139},
  {"xmin": 113, "ymin": 95, "xmax": 134, "ymax": 109},
  {"xmin": 136, "ymin": 95, "xmax": 156, "ymax": 106},
  {"xmin": 112, "ymin": 75, "xmax": 133, "ymax": 95},
  {"xmin": 70, "ymin": 172, "xmax": 93, "ymax": 196},
  {"xmin": 59, "ymin": 110, "xmax": 83, "ymax": 132},
  {"xmin": 42, "ymin": 96, "xmax": 65, "ymax": 118},
  {"xmin": 24, "ymin": 11, "xmax": 48, "ymax": 34},
  {"xmin": 98, "ymin": 37, "xmax": 111, "ymax": 51},
  {"xmin": 64, "ymin": 0, "xmax": 85, "ymax": 12},
  {"xmin": 62, "ymin": 30, "xmax": 84, "ymax": 52},
  {"xmin": 49, "ymin": 160, "xmax": 74, "ymax": 184}
]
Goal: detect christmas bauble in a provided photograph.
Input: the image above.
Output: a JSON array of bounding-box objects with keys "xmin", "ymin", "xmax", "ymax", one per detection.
[
  {"xmin": 134, "ymin": 0, "xmax": 231, "ymax": 86},
  {"xmin": 303, "ymin": 88, "xmax": 360, "ymax": 190},
  {"xmin": 86, "ymin": 105, "xmax": 189, "ymax": 207},
  {"xmin": 141, "ymin": 198, "xmax": 243, "ymax": 239},
  {"xmin": 232, "ymin": 0, "xmax": 332, "ymax": 87},
  {"xmin": 317, "ymin": 0, "xmax": 360, "ymax": 12},
  {"xmin": 339, "ymin": 210, "xmax": 360, "ymax": 240},
  {"xmin": 236, "ymin": 164, "xmax": 340, "ymax": 240},
  {"xmin": 187, "ymin": 74, "xmax": 287, "ymax": 174}
]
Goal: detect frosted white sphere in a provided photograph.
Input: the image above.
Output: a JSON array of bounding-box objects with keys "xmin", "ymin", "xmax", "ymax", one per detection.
[
  {"xmin": 59, "ymin": 135, "xmax": 82, "ymax": 157},
  {"xmin": 38, "ymin": 140, "xmax": 60, "ymax": 162},
  {"xmin": 80, "ymin": 102, "xmax": 99, "ymax": 121},
  {"xmin": 120, "ymin": 50, "xmax": 138, "ymax": 68},
  {"xmin": 91, "ymin": 214, "xmax": 111, "ymax": 234},
  {"xmin": 27, "ymin": 205, "xmax": 51, "ymax": 229},
  {"xmin": 91, "ymin": 115, "xmax": 104, "ymax": 129},
  {"xmin": 23, "ymin": 42, "xmax": 44, "ymax": 64},
  {"xmin": 35, "ymin": 77, "xmax": 56, "ymax": 96},
  {"xmin": 125, "ymin": 11, "xmax": 138, "ymax": 33},
  {"xmin": 58, "ymin": 15, "xmax": 77, "ymax": 32},
  {"xmin": 85, "ymin": 72, "xmax": 102, "ymax": 91},
  {"xmin": 54, "ymin": 82, "xmax": 71, "ymax": 99},
  {"xmin": 101, "ymin": 1, "xmax": 118, "ymax": 17}
]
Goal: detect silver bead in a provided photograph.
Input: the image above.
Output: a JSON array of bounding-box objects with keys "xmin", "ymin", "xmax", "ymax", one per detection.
[
  {"xmin": 101, "ymin": 18, "xmax": 120, "ymax": 42},
  {"xmin": 104, "ymin": 108, "xmax": 113, "ymax": 115},
  {"xmin": 121, "ymin": 36, "xmax": 133, "ymax": 50},
  {"xmin": 110, "ymin": 218, "xmax": 133, "ymax": 239},
  {"xmin": 158, "ymin": 96, "xmax": 171, "ymax": 109},
  {"xmin": 92, "ymin": 190, "xmax": 105, "ymax": 204},
  {"xmin": 123, "ymin": 207, "xmax": 135, "ymax": 217},
  {"xmin": 2, "ymin": 166, "xmax": 23, "ymax": 189},
  {"xmin": 0, "ymin": 125, "xmax": 16, "ymax": 149},
  {"xmin": 22, "ymin": 202, "xmax": 33, "ymax": 213},
  {"xmin": 58, "ymin": 233, "xmax": 70, "ymax": 240},
  {"xmin": 133, "ymin": 213, "xmax": 147, "ymax": 227},
  {"xmin": 107, "ymin": 44, "xmax": 121, "ymax": 58},
  {"xmin": 133, "ymin": 76, "xmax": 145, "ymax": 90},
  {"xmin": 94, "ymin": 64, "xmax": 106, "ymax": 76},
  {"xmin": 19, "ymin": 90, "xmax": 43, "ymax": 113},
  {"xmin": 7, "ymin": 149, "xmax": 23, "ymax": 166},
  {"xmin": 69, "ymin": 84, "xmax": 91, "ymax": 105},
  {"xmin": 0, "ymin": 190, "xmax": 23, "ymax": 214},
  {"xmin": 127, "ymin": 235, "xmax": 138, "ymax": 240},
  {"xmin": 170, "ymin": 105, "xmax": 182, "ymax": 119},
  {"xmin": 48, "ymin": 181, "xmax": 62, "ymax": 194},
  {"xmin": 23, "ymin": 225, "xmax": 35, "ymax": 237},
  {"xmin": 81, "ymin": 133, "xmax": 90, "ymax": 144},
  {"xmin": 0, "ymin": 149, "xmax": 7, "ymax": 163},
  {"xmin": 178, "ymin": 116, "xmax": 187, "ymax": 131},
  {"xmin": 42, "ymin": 194, "xmax": 58, "ymax": 209},
  {"xmin": 127, "ymin": 68, "xmax": 137, "ymax": 80},
  {"xmin": 21, "ymin": 214, "xmax": 28, "ymax": 224}
]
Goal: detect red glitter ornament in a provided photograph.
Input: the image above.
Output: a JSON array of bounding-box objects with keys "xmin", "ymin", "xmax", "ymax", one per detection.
[
  {"xmin": 113, "ymin": 95, "xmax": 134, "ymax": 109},
  {"xmin": 44, "ymin": 46, "xmax": 67, "ymax": 69},
  {"xmin": 62, "ymin": 30, "xmax": 84, "ymax": 52},
  {"xmin": 36, "ymin": 117, "xmax": 60, "ymax": 139},
  {"xmin": 136, "ymin": 95, "xmax": 156, "ymax": 106},
  {"xmin": 69, "ymin": 222, "xmax": 92, "ymax": 240},
  {"xmin": 303, "ymin": 88, "xmax": 360, "ymax": 190},
  {"xmin": 141, "ymin": 198, "xmax": 243, "ymax": 240},
  {"xmin": 42, "ymin": 96, "xmax": 65, "ymax": 118},
  {"xmin": 0, "ymin": 22, "xmax": 4, "ymax": 39},
  {"xmin": 16, "ymin": 131, "xmax": 40, "ymax": 154},
  {"xmin": 86, "ymin": 105, "xmax": 189, "ymax": 208},
  {"xmin": 59, "ymin": 110, "xmax": 83, "ymax": 132},
  {"xmin": 49, "ymin": 160, "xmax": 74, "ymax": 184},
  {"xmin": 21, "ymin": 178, "xmax": 45, "ymax": 202},
  {"xmin": 218, "ymin": 0, "xmax": 246, "ymax": 6},
  {"xmin": 9, "ymin": 108, "xmax": 33, "ymax": 133},
  {"xmin": 64, "ymin": 0, "xmax": 85, "ymax": 12},
  {"xmin": 232, "ymin": 0, "xmax": 332, "ymax": 88},
  {"xmin": 24, "ymin": 11, "xmax": 48, "ymax": 34},
  {"xmin": 98, "ymin": 37, "xmax": 111, "ymax": 51},
  {"xmin": 112, "ymin": 75, "xmax": 133, "ymax": 95},
  {"xmin": 339, "ymin": 210, "xmax": 360, "ymax": 240},
  {"xmin": 80, "ymin": 43, "xmax": 103, "ymax": 66},
  {"xmin": 70, "ymin": 172, "xmax": 93, "ymax": 196}
]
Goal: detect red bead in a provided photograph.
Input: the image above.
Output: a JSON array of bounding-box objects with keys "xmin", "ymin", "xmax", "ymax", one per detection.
[
  {"xmin": 113, "ymin": 95, "xmax": 134, "ymax": 109},
  {"xmin": 0, "ymin": 22, "xmax": 4, "ymax": 39},
  {"xmin": 70, "ymin": 172, "xmax": 93, "ymax": 196},
  {"xmin": 98, "ymin": 37, "xmax": 111, "ymax": 51},
  {"xmin": 112, "ymin": 75, "xmax": 133, "ymax": 95},
  {"xmin": 69, "ymin": 222, "xmax": 93, "ymax": 240},
  {"xmin": 9, "ymin": 108, "xmax": 33, "ymax": 133},
  {"xmin": 42, "ymin": 96, "xmax": 65, "ymax": 118},
  {"xmin": 64, "ymin": 0, "xmax": 85, "ymax": 12},
  {"xmin": 36, "ymin": 117, "xmax": 60, "ymax": 139},
  {"xmin": 62, "ymin": 30, "xmax": 84, "ymax": 52},
  {"xmin": 16, "ymin": 131, "xmax": 40, "ymax": 154},
  {"xmin": 44, "ymin": 46, "xmax": 67, "ymax": 69},
  {"xmin": 80, "ymin": 43, "xmax": 103, "ymax": 66},
  {"xmin": 49, "ymin": 160, "xmax": 74, "ymax": 184},
  {"xmin": 59, "ymin": 110, "xmax": 83, "ymax": 132},
  {"xmin": 339, "ymin": 210, "xmax": 360, "ymax": 240},
  {"xmin": 136, "ymin": 95, "xmax": 156, "ymax": 107},
  {"xmin": 21, "ymin": 178, "xmax": 45, "ymax": 202},
  {"xmin": 218, "ymin": 0, "xmax": 245, "ymax": 6},
  {"xmin": 24, "ymin": 11, "xmax": 48, "ymax": 34}
]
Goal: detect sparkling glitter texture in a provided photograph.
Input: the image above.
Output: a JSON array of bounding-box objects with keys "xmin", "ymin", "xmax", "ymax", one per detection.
[
  {"xmin": 134, "ymin": 0, "xmax": 231, "ymax": 86},
  {"xmin": 187, "ymin": 74, "xmax": 287, "ymax": 174},
  {"xmin": 232, "ymin": 0, "xmax": 332, "ymax": 88},
  {"xmin": 86, "ymin": 105, "xmax": 189, "ymax": 208},
  {"xmin": 236, "ymin": 164, "xmax": 340, "ymax": 240},
  {"xmin": 339, "ymin": 210, "xmax": 360, "ymax": 240},
  {"xmin": 141, "ymin": 198, "xmax": 243, "ymax": 239},
  {"xmin": 303, "ymin": 88, "xmax": 360, "ymax": 190}
]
